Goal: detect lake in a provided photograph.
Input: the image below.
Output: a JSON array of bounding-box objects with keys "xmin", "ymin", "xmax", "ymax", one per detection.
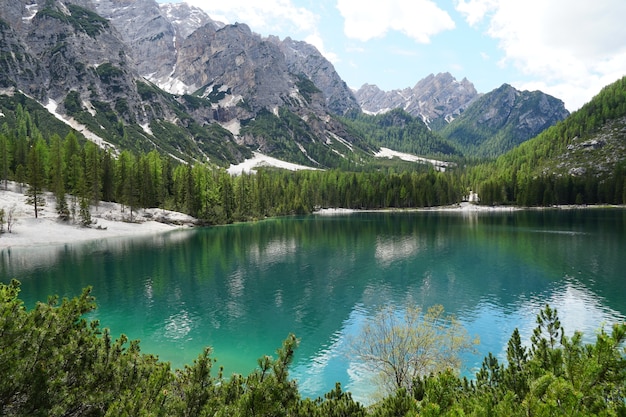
[{"xmin": 1, "ymin": 209, "xmax": 625, "ymax": 402}]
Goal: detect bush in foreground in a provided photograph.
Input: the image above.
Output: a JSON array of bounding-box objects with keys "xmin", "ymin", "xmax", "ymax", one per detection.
[{"xmin": 1, "ymin": 280, "xmax": 624, "ymax": 416}]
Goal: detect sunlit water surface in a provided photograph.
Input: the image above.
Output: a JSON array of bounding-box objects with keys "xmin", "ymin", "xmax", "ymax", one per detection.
[{"xmin": 2, "ymin": 209, "xmax": 625, "ymax": 403}]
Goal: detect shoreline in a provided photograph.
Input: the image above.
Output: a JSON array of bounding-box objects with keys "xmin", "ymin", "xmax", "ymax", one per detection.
[
  {"xmin": 0, "ymin": 182, "xmax": 196, "ymax": 249},
  {"xmin": 314, "ymin": 202, "xmax": 625, "ymax": 215},
  {"xmin": 3, "ymin": 182, "xmax": 624, "ymax": 248}
]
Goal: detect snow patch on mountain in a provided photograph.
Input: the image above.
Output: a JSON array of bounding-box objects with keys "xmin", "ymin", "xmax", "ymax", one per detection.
[
  {"xmin": 374, "ymin": 147, "xmax": 454, "ymax": 172},
  {"xmin": 45, "ymin": 99, "xmax": 117, "ymax": 153},
  {"xmin": 227, "ymin": 152, "xmax": 319, "ymax": 175}
]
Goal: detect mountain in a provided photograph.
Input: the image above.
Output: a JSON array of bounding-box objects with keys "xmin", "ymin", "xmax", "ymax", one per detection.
[
  {"xmin": 0, "ymin": 0, "xmax": 251, "ymax": 164},
  {"xmin": 473, "ymin": 76, "xmax": 626, "ymax": 205},
  {"xmin": 340, "ymin": 108, "xmax": 462, "ymax": 160},
  {"xmin": 440, "ymin": 84, "xmax": 570, "ymax": 157},
  {"xmin": 0, "ymin": 0, "xmax": 573, "ymax": 171},
  {"xmin": 0, "ymin": 0, "xmax": 370, "ymax": 169},
  {"xmin": 355, "ymin": 75, "xmax": 570, "ymax": 158},
  {"xmin": 354, "ymin": 72, "xmax": 479, "ymax": 130},
  {"xmin": 268, "ymin": 36, "xmax": 359, "ymax": 115}
]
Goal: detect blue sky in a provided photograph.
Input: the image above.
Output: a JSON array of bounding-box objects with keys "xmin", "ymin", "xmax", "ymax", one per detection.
[{"xmin": 157, "ymin": 0, "xmax": 626, "ymax": 111}]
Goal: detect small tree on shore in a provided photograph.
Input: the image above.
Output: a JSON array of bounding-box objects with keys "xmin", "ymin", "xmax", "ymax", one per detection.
[{"xmin": 351, "ymin": 304, "xmax": 478, "ymax": 395}]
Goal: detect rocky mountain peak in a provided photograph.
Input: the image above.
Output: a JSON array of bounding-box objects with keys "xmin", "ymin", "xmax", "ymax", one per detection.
[
  {"xmin": 354, "ymin": 72, "xmax": 479, "ymax": 129},
  {"xmin": 159, "ymin": 2, "xmax": 222, "ymax": 40},
  {"xmin": 270, "ymin": 36, "xmax": 359, "ymax": 115}
]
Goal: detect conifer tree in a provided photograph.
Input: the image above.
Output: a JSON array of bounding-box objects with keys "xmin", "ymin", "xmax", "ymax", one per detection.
[
  {"xmin": 0, "ymin": 133, "xmax": 12, "ymax": 190},
  {"xmin": 25, "ymin": 139, "xmax": 47, "ymax": 218},
  {"xmin": 48, "ymin": 134, "xmax": 69, "ymax": 220}
]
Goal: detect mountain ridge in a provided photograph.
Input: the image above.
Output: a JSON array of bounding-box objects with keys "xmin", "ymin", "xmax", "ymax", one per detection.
[
  {"xmin": 440, "ymin": 83, "xmax": 570, "ymax": 157},
  {"xmin": 0, "ymin": 0, "xmax": 577, "ymax": 169},
  {"xmin": 354, "ymin": 72, "xmax": 479, "ymax": 129}
]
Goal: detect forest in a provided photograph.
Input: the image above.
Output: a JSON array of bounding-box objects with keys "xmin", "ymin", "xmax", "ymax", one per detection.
[
  {"xmin": 1, "ymin": 280, "xmax": 624, "ymax": 416},
  {"xmin": 0, "ymin": 104, "xmax": 463, "ymax": 226},
  {"xmin": 3, "ymin": 77, "xmax": 626, "ymax": 228},
  {"xmin": 2, "ymin": 93, "xmax": 626, "ymax": 230}
]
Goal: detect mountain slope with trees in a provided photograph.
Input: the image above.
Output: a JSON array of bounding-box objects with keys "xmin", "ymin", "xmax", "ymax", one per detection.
[
  {"xmin": 0, "ymin": 0, "xmax": 575, "ymax": 170},
  {"xmin": 470, "ymin": 76, "xmax": 626, "ymax": 205},
  {"xmin": 340, "ymin": 108, "xmax": 463, "ymax": 160},
  {"xmin": 440, "ymin": 84, "xmax": 570, "ymax": 158},
  {"xmin": 0, "ymin": 0, "xmax": 369, "ymax": 169}
]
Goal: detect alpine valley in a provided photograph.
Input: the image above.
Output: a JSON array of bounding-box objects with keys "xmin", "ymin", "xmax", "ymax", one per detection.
[
  {"xmin": 1, "ymin": 0, "xmax": 625, "ymax": 209},
  {"xmin": 1, "ymin": 0, "xmax": 573, "ymax": 168},
  {"xmin": 2, "ymin": 2, "xmax": 626, "ymax": 415}
]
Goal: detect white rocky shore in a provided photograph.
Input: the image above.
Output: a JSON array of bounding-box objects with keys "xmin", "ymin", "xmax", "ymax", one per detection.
[
  {"xmin": 2, "ymin": 181, "xmax": 621, "ymax": 248},
  {"xmin": 0, "ymin": 182, "xmax": 197, "ymax": 249}
]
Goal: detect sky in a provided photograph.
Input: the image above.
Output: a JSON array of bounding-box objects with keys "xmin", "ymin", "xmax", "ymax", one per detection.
[{"xmin": 157, "ymin": 0, "xmax": 626, "ymax": 111}]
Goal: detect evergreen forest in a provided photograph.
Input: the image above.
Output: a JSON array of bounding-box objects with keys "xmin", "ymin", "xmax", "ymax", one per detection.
[
  {"xmin": 468, "ymin": 77, "xmax": 626, "ymax": 206},
  {"xmin": 3, "ymin": 78, "xmax": 626, "ymax": 229},
  {"xmin": 0, "ymin": 103, "xmax": 464, "ymax": 226}
]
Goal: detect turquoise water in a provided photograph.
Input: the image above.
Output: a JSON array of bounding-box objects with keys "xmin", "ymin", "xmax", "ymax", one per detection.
[{"xmin": 2, "ymin": 209, "xmax": 625, "ymax": 402}]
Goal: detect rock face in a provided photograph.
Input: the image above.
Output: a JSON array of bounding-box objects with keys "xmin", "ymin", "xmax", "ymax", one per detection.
[
  {"xmin": 173, "ymin": 23, "xmax": 296, "ymax": 115},
  {"xmin": 440, "ymin": 84, "xmax": 570, "ymax": 157},
  {"xmin": 0, "ymin": 0, "xmax": 146, "ymax": 116},
  {"xmin": 91, "ymin": 0, "xmax": 178, "ymax": 82},
  {"xmin": 92, "ymin": 0, "xmax": 222, "ymax": 86},
  {"xmin": 94, "ymin": 0, "xmax": 357, "ymax": 116},
  {"xmin": 354, "ymin": 72, "xmax": 479, "ymax": 129},
  {"xmin": 270, "ymin": 36, "xmax": 359, "ymax": 115},
  {"xmin": 0, "ymin": 0, "xmax": 371, "ymax": 166}
]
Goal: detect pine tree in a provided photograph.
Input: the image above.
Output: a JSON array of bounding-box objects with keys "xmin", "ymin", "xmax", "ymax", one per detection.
[
  {"xmin": 49, "ymin": 134, "xmax": 69, "ymax": 221},
  {"xmin": 0, "ymin": 133, "xmax": 12, "ymax": 190},
  {"xmin": 25, "ymin": 139, "xmax": 48, "ymax": 218}
]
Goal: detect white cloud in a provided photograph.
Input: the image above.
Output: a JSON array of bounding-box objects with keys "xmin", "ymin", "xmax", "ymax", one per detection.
[
  {"xmin": 185, "ymin": 0, "xmax": 318, "ymax": 36},
  {"xmin": 336, "ymin": 0, "xmax": 455, "ymax": 43},
  {"xmin": 455, "ymin": 0, "xmax": 626, "ymax": 110},
  {"xmin": 183, "ymin": 0, "xmax": 342, "ymax": 67},
  {"xmin": 305, "ymin": 33, "xmax": 340, "ymax": 64}
]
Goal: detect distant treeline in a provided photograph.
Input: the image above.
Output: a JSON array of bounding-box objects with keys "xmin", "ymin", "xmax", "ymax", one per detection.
[
  {"xmin": 2, "ymin": 87, "xmax": 626, "ymax": 225},
  {"xmin": 0, "ymin": 104, "xmax": 462, "ymax": 225}
]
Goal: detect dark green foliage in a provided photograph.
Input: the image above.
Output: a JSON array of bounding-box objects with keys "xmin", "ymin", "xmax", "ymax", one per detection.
[
  {"xmin": 182, "ymin": 94, "xmax": 211, "ymax": 110},
  {"xmin": 95, "ymin": 63, "xmax": 124, "ymax": 84},
  {"xmin": 440, "ymin": 85, "xmax": 568, "ymax": 158},
  {"xmin": 2, "ymin": 283, "xmax": 623, "ymax": 417},
  {"xmin": 35, "ymin": 4, "xmax": 109, "ymax": 38},
  {"xmin": 410, "ymin": 305, "xmax": 626, "ymax": 416},
  {"xmin": 340, "ymin": 108, "xmax": 463, "ymax": 159},
  {"xmin": 0, "ymin": 94, "xmax": 77, "ymax": 141},
  {"xmin": 240, "ymin": 108, "xmax": 319, "ymax": 165},
  {"xmin": 25, "ymin": 139, "xmax": 47, "ymax": 218},
  {"xmin": 241, "ymin": 108, "xmax": 324, "ymax": 167},
  {"xmin": 295, "ymin": 74, "xmax": 321, "ymax": 103},
  {"xmin": 135, "ymin": 80, "xmax": 160, "ymax": 101},
  {"xmin": 62, "ymin": 91, "xmax": 83, "ymax": 115}
]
